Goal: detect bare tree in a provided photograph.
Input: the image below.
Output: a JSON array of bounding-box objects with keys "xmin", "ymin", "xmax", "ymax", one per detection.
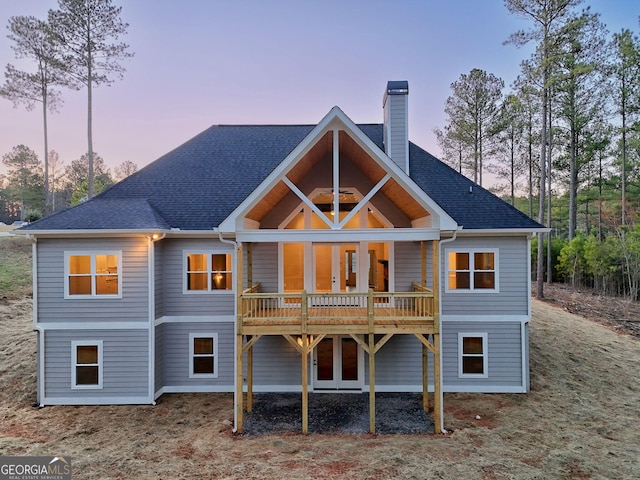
[
  {"xmin": 114, "ymin": 160, "xmax": 138, "ymax": 181},
  {"xmin": 49, "ymin": 0, "xmax": 133, "ymax": 199},
  {"xmin": 0, "ymin": 15, "xmax": 69, "ymax": 215}
]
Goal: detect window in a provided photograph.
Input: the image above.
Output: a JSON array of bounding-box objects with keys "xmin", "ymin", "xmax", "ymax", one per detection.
[
  {"xmin": 189, "ymin": 333, "xmax": 218, "ymax": 378},
  {"xmin": 446, "ymin": 249, "xmax": 498, "ymax": 292},
  {"xmin": 185, "ymin": 252, "xmax": 232, "ymax": 292},
  {"xmin": 65, "ymin": 252, "xmax": 121, "ymax": 298},
  {"xmin": 72, "ymin": 341, "xmax": 103, "ymax": 389},
  {"xmin": 458, "ymin": 333, "xmax": 488, "ymax": 378}
]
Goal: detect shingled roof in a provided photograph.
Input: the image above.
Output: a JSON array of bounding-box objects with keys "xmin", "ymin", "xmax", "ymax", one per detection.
[{"xmin": 22, "ymin": 123, "xmax": 541, "ymax": 232}]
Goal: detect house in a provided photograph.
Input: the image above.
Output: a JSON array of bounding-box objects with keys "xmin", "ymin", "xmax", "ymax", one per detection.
[{"xmin": 18, "ymin": 81, "xmax": 545, "ymax": 434}]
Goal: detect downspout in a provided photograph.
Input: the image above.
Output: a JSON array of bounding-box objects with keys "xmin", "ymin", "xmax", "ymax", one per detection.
[
  {"xmin": 216, "ymin": 229, "xmax": 241, "ymax": 434},
  {"xmin": 435, "ymin": 227, "xmax": 460, "ymax": 434},
  {"xmin": 148, "ymin": 233, "xmax": 166, "ymax": 405},
  {"xmin": 26, "ymin": 234, "xmax": 44, "ymax": 407}
]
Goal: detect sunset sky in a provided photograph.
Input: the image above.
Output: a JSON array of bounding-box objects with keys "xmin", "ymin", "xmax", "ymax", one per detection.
[{"xmin": 0, "ymin": 0, "xmax": 637, "ymax": 178}]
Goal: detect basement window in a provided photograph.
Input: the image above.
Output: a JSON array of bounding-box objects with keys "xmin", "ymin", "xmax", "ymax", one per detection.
[
  {"xmin": 72, "ymin": 340, "xmax": 103, "ymax": 389},
  {"xmin": 189, "ymin": 333, "xmax": 218, "ymax": 378},
  {"xmin": 458, "ymin": 333, "xmax": 488, "ymax": 378}
]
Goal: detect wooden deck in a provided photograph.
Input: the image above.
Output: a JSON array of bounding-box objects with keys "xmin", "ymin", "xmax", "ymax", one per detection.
[{"xmin": 239, "ymin": 285, "xmax": 437, "ymax": 335}]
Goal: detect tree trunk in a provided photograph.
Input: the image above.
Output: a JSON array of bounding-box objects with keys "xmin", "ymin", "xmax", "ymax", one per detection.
[{"xmin": 42, "ymin": 89, "xmax": 50, "ymax": 215}]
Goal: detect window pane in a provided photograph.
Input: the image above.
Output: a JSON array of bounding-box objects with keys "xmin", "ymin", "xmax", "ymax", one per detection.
[
  {"xmin": 76, "ymin": 365, "xmax": 99, "ymax": 385},
  {"xmin": 193, "ymin": 356, "xmax": 214, "ymax": 374},
  {"xmin": 449, "ymin": 252, "xmax": 469, "ymax": 270},
  {"xmin": 211, "ymin": 272, "xmax": 232, "ymax": 290},
  {"xmin": 188, "ymin": 272, "xmax": 208, "ymax": 290},
  {"xmin": 187, "ymin": 254, "xmax": 207, "ymax": 272},
  {"xmin": 341, "ymin": 338, "xmax": 358, "ymax": 381},
  {"xmin": 96, "ymin": 254, "xmax": 118, "ymax": 274},
  {"xmin": 463, "ymin": 337, "xmax": 484, "ymax": 354},
  {"xmin": 462, "ymin": 356, "xmax": 484, "ymax": 374},
  {"xmin": 474, "ymin": 252, "xmax": 494, "ymax": 270},
  {"xmin": 194, "ymin": 338, "xmax": 213, "ymax": 355},
  {"xmin": 474, "ymin": 272, "xmax": 495, "ymax": 289},
  {"xmin": 96, "ymin": 275, "xmax": 119, "ymax": 295},
  {"xmin": 211, "ymin": 254, "xmax": 231, "ymax": 272},
  {"xmin": 451, "ymin": 272, "xmax": 470, "ymax": 289},
  {"xmin": 77, "ymin": 345, "xmax": 98, "ymax": 364},
  {"xmin": 69, "ymin": 255, "xmax": 91, "ymax": 274},
  {"xmin": 284, "ymin": 243, "xmax": 304, "ymax": 292},
  {"xmin": 69, "ymin": 276, "xmax": 92, "ymax": 295}
]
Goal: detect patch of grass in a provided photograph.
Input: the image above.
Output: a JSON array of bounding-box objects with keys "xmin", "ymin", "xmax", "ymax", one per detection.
[{"xmin": 0, "ymin": 236, "xmax": 32, "ymax": 298}]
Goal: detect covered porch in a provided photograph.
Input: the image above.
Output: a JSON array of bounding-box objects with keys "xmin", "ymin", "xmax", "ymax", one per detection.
[{"xmin": 234, "ymin": 240, "xmax": 442, "ymax": 434}]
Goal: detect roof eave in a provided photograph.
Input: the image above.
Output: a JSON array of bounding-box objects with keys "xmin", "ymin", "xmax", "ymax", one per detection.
[{"xmin": 457, "ymin": 227, "xmax": 550, "ymax": 236}]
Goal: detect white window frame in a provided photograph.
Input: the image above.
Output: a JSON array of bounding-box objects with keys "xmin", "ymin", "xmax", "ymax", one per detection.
[
  {"xmin": 445, "ymin": 248, "xmax": 499, "ymax": 293},
  {"xmin": 458, "ymin": 333, "xmax": 488, "ymax": 378},
  {"xmin": 64, "ymin": 251, "xmax": 122, "ymax": 299},
  {"xmin": 183, "ymin": 251, "xmax": 234, "ymax": 294},
  {"xmin": 189, "ymin": 333, "xmax": 219, "ymax": 378},
  {"xmin": 71, "ymin": 340, "xmax": 104, "ymax": 389}
]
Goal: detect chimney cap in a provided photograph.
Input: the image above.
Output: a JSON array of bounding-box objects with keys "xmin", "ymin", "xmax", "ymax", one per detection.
[{"xmin": 386, "ymin": 80, "xmax": 409, "ymax": 95}]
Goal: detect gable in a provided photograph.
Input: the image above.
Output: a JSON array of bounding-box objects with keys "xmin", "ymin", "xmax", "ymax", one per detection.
[{"xmin": 218, "ymin": 107, "xmax": 457, "ymax": 236}]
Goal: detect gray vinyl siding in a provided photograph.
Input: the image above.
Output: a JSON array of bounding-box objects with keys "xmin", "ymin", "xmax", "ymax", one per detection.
[
  {"xmin": 366, "ymin": 334, "xmax": 429, "ymax": 387},
  {"xmin": 248, "ymin": 243, "xmax": 278, "ymax": 293},
  {"xmin": 154, "ymin": 241, "xmax": 164, "ymax": 318},
  {"xmin": 442, "ymin": 321, "xmax": 524, "ymax": 388},
  {"xmin": 37, "ymin": 238, "xmax": 149, "ymax": 323},
  {"xmin": 441, "ymin": 236, "xmax": 529, "ymax": 316},
  {"xmin": 44, "ymin": 329, "xmax": 149, "ymax": 399},
  {"xmin": 384, "ymin": 94, "xmax": 409, "ymax": 171},
  {"xmin": 161, "ymin": 322, "xmax": 234, "ymax": 388},
  {"xmin": 250, "ymin": 336, "xmax": 301, "ymax": 386},
  {"xmin": 160, "ymin": 239, "xmax": 235, "ymax": 317},
  {"xmin": 155, "ymin": 323, "xmax": 164, "ymax": 392},
  {"xmin": 394, "ymin": 241, "xmax": 432, "ymax": 291}
]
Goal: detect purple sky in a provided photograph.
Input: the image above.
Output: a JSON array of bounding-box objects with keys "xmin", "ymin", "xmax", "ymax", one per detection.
[{"xmin": 0, "ymin": 0, "xmax": 637, "ymax": 178}]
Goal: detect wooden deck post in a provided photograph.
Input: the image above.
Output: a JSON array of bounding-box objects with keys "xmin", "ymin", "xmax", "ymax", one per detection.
[
  {"xmin": 301, "ymin": 333, "xmax": 309, "ymax": 434},
  {"xmin": 432, "ymin": 240, "xmax": 442, "ymax": 433},
  {"xmin": 422, "ymin": 342, "xmax": 429, "ymax": 412},
  {"xmin": 236, "ymin": 332, "xmax": 243, "ymax": 433},
  {"xmin": 433, "ymin": 331, "xmax": 441, "ymax": 434},
  {"xmin": 247, "ymin": 336, "xmax": 253, "ymax": 412},
  {"xmin": 421, "ymin": 240, "xmax": 427, "ymax": 288},
  {"xmin": 236, "ymin": 242, "xmax": 244, "ymax": 433},
  {"xmin": 368, "ymin": 332, "xmax": 376, "ymax": 434}
]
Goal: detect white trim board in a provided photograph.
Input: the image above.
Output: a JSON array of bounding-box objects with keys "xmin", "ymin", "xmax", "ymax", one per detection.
[
  {"xmin": 38, "ymin": 322, "xmax": 150, "ymax": 330},
  {"xmin": 441, "ymin": 315, "xmax": 530, "ymax": 323},
  {"xmin": 155, "ymin": 315, "xmax": 234, "ymax": 326}
]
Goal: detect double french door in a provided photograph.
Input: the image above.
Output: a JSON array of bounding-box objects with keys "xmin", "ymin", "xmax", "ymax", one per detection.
[
  {"xmin": 313, "ymin": 244, "xmax": 358, "ymax": 293},
  {"xmin": 313, "ymin": 335, "xmax": 363, "ymax": 390}
]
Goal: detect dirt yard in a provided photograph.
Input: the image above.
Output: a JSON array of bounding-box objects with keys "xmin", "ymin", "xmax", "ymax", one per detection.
[{"xmin": 1, "ymin": 291, "xmax": 639, "ymax": 479}]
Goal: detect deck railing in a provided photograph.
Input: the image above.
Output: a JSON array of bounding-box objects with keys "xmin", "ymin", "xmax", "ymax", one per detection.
[{"xmin": 240, "ymin": 283, "xmax": 435, "ymax": 333}]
